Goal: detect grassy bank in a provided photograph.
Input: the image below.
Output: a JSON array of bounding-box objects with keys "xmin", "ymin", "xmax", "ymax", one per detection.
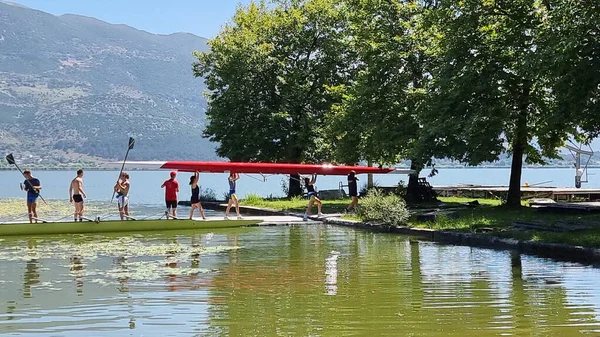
[
  {"xmin": 242, "ymin": 195, "xmax": 600, "ymax": 249},
  {"xmin": 242, "ymin": 194, "xmax": 349, "ymax": 213}
]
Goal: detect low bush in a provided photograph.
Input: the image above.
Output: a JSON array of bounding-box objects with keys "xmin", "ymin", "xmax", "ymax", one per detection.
[
  {"xmin": 356, "ymin": 189, "xmax": 410, "ymax": 226},
  {"xmin": 243, "ymin": 193, "xmax": 264, "ymax": 205},
  {"xmin": 200, "ymin": 188, "xmax": 217, "ymax": 201}
]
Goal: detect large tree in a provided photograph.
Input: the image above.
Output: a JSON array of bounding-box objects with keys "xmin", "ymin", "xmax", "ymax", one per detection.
[
  {"xmin": 325, "ymin": 0, "xmax": 436, "ymax": 202},
  {"xmin": 420, "ymin": 0, "xmax": 600, "ymax": 207},
  {"xmin": 542, "ymin": 0, "xmax": 600, "ymax": 137},
  {"xmin": 193, "ymin": 0, "xmax": 351, "ymax": 196}
]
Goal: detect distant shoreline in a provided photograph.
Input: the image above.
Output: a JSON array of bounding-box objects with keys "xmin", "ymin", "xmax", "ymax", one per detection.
[{"xmin": 0, "ymin": 165, "xmax": 596, "ymax": 171}]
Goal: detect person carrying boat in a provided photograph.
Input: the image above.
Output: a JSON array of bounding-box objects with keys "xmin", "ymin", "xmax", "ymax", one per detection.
[
  {"xmin": 345, "ymin": 170, "xmax": 359, "ymax": 213},
  {"xmin": 22, "ymin": 170, "xmax": 42, "ymax": 224},
  {"xmin": 225, "ymin": 172, "xmax": 242, "ymax": 220},
  {"xmin": 114, "ymin": 172, "xmax": 131, "ymax": 221},
  {"xmin": 189, "ymin": 171, "xmax": 206, "ymax": 220},
  {"xmin": 69, "ymin": 169, "xmax": 87, "ymax": 222},
  {"xmin": 161, "ymin": 171, "xmax": 179, "ymax": 219},
  {"xmin": 303, "ymin": 174, "xmax": 323, "ymax": 221}
]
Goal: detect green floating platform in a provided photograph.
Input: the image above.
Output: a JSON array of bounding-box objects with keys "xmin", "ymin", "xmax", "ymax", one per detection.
[{"xmin": 0, "ymin": 219, "xmax": 261, "ymax": 237}]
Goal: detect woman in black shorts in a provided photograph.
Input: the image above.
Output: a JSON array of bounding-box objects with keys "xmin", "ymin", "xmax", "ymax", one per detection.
[{"xmin": 189, "ymin": 171, "xmax": 206, "ymax": 220}]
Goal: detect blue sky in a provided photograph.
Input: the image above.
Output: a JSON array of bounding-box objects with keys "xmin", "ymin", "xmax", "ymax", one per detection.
[{"xmin": 11, "ymin": 0, "xmax": 252, "ymax": 38}]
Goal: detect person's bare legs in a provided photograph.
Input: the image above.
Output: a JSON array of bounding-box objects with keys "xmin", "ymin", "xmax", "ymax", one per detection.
[
  {"xmin": 233, "ymin": 195, "xmax": 241, "ymax": 218},
  {"xmin": 27, "ymin": 202, "xmax": 33, "ymax": 224},
  {"xmin": 306, "ymin": 199, "xmax": 315, "ymax": 215},
  {"xmin": 315, "ymin": 197, "xmax": 322, "ymax": 215},
  {"xmin": 199, "ymin": 204, "xmax": 206, "ymax": 219},
  {"xmin": 347, "ymin": 196, "xmax": 358, "ymax": 212},
  {"xmin": 189, "ymin": 204, "xmax": 196, "ymax": 219},
  {"xmin": 225, "ymin": 199, "xmax": 233, "ymax": 218},
  {"xmin": 32, "ymin": 202, "xmax": 38, "ymax": 223},
  {"xmin": 78, "ymin": 202, "xmax": 84, "ymax": 222}
]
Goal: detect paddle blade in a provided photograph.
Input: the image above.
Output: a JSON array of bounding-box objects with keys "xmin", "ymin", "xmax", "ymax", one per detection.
[
  {"xmin": 5, "ymin": 153, "xmax": 15, "ymax": 165},
  {"xmin": 128, "ymin": 137, "xmax": 135, "ymax": 150}
]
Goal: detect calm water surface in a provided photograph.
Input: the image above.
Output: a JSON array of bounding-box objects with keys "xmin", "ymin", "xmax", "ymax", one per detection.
[
  {"xmin": 1, "ymin": 168, "xmax": 599, "ymax": 203},
  {"xmin": 1, "ymin": 225, "xmax": 600, "ymax": 336}
]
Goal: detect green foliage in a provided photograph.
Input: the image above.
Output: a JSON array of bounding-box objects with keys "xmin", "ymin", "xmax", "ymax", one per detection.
[
  {"xmin": 356, "ymin": 189, "xmax": 410, "ymax": 226},
  {"xmin": 418, "ymin": 0, "xmax": 600, "ymax": 206},
  {"xmin": 193, "ymin": 0, "xmax": 351, "ymax": 164},
  {"xmin": 326, "ymin": 0, "xmax": 432, "ymax": 166},
  {"xmin": 243, "ymin": 193, "xmax": 264, "ymax": 205},
  {"xmin": 200, "ymin": 188, "xmax": 217, "ymax": 202},
  {"xmin": 540, "ymin": 0, "xmax": 600, "ymax": 139},
  {"xmin": 280, "ymin": 177, "xmax": 289, "ymax": 196}
]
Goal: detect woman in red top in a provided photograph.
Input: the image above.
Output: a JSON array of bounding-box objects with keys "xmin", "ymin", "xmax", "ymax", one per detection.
[{"xmin": 161, "ymin": 171, "xmax": 179, "ymax": 219}]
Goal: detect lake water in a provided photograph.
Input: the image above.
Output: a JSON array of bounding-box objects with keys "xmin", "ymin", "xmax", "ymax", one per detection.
[
  {"xmin": 1, "ymin": 167, "xmax": 598, "ymax": 202},
  {"xmin": 0, "ymin": 167, "xmax": 598, "ymax": 222},
  {"xmin": 1, "ymin": 225, "xmax": 600, "ymax": 336}
]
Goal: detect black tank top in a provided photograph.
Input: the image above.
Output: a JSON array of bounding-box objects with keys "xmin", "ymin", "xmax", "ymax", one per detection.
[
  {"xmin": 191, "ymin": 185, "xmax": 200, "ymax": 202},
  {"xmin": 307, "ymin": 184, "xmax": 315, "ymax": 193}
]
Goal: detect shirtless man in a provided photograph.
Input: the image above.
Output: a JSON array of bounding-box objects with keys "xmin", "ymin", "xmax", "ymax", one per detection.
[
  {"xmin": 114, "ymin": 172, "xmax": 131, "ymax": 221},
  {"xmin": 69, "ymin": 169, "xmax": 87, "ymax": 222}
]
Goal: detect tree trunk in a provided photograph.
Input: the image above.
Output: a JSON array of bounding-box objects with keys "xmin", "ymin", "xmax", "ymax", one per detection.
[
  {"xmin": 286, "ymin": 145, "xmax": 304, "ymax": 198},
  {"xmin": 405, "ymin": 161, "xmax": 422, "ymax": 203},
  {"xmin": 506, "ymin": 83, "xmax": 530, "ymax": 208},
  {"xmin": 506, "ymin": 136, "xmax": 525, "ymax": 207},
  {"xmin": 288, "ymin": 174, "xmax": 303, "ymax": 197},
  {"xmin": 367, "ymin": 161, "xmax": 374, "ymax": 188}
]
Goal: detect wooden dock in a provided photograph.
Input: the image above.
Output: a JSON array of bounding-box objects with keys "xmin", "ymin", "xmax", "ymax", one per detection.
[
  {"xmin": 434, "ymin": 185, "xmax": 600, "ymax": 201},
  {"xmin": 529, "ymin": 201, "xmax": 600, "ymax": 213}
]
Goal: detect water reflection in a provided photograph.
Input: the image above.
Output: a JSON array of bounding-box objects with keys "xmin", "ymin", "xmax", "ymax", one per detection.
[
  {"xmin": 69, "ymin": 255, "xmax": 84, "ymax": 295},
  {"xmin": 2, "ymin": 227, "xmax": 600, "ymax": 336},
  {"xmin": 324, "ymin": 250, "xmax": 339, "ymax": 295},
  {"xmin": 21, "ymin": 239, "xmax": 40, "ymax": 299}
]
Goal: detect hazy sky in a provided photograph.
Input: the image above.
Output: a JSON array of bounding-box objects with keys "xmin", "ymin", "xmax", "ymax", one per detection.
[{"xmin": 10, "ymin": 0, "xmax": 252, "ymax": 38}]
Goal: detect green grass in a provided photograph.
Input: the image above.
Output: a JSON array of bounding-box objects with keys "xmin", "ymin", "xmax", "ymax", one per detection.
[
  {"xmin": 242, "ymin": 195, "xmax": 350, "ymax": 213},
  {"xmin": 244, "ymin": 195, "xmax": 600, "ymax": 249},
  {"xmin": 437, "ymin": 196, "xmax": 503, "ymax": 206},
  {"xmin": 410, "ymin": 199, "xmax": 600, "ymax": 248}
]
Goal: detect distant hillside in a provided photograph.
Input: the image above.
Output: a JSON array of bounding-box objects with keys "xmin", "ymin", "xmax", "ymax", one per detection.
[{"xmin": 0, "ymin": 1, "xmax": 218, "ymax": 166}]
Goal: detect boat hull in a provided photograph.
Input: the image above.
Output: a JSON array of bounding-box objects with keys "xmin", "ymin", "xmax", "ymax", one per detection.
[
  {"xmin": 0, "ymin": 219, "xmax": 261, "ymax": 237},
  {"xmin": 160, "ymin": 161, "xmax": 397, "ymax": 175},
  {"xmin": 109, "ymin": 161, "xmax": 415, "ymax": 175}
]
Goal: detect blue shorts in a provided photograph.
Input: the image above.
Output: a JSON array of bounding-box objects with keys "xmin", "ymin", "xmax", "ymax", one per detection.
[
  {"xmin": 307, "ymin": 192, "xmax": 317, "ymax": 200},
  {"xmin": 27, "ymin": 194, "xmax": 38, "ymax": 204},
  {"xmin": 228, "ymin": 190, "xmax": 237, "ymax": 198}
]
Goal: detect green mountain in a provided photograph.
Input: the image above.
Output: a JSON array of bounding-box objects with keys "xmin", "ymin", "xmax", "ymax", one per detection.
[{"xmin": 0, "ymin": 1, "xmax": 218, "ymax": 166}]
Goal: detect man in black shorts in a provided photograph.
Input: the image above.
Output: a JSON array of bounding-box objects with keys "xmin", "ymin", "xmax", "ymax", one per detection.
[
  {"xmin": 161, "ymin": 171, "xmax": 179, "ymax": 219},
  {"xmin": 69, "ymin": 169, "xmax": 87, "ymax": 221},
  {"xmin": 346, "ymin": 170, "xmax": 359, "ymax": 213}
]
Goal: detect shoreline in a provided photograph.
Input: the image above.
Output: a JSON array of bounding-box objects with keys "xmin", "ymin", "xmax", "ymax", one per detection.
[
  {"xmin": 1, "ymin": 165, "xmax": 599, "ymax": 171},
  {"xmin": 223, "ymin": 203, "xmax": 600, "ymax": 264}
]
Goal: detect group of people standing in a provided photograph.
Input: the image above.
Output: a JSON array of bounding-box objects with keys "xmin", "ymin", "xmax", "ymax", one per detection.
[
  {"xmin": 20, "ymin": 168, "xmax": 361, "ymax": 223},
  {"xmin": 20, "ymin": 169, "xmax": 90, "ymax": 223},
  {"xmin": 161, "ymin": 171, "xmax": 242, "ymax": 220},
  {"xmin": 301, "ymin": 170, "xmax": 359, "ymax": 221}
]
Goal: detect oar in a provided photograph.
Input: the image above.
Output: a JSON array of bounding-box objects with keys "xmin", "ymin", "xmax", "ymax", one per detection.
[
  {"xmin": 5, "ymin": 153, "xmax": 48, "ymax": 205},
  {"xmin": 110, "ymin": 137, "xmax": 135, "ymax": 203}
]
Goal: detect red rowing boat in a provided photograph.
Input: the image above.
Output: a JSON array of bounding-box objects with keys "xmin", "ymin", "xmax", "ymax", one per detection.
[{"xmin": 119, "ymin": 161, "xmax": 413, "ymax": 175}]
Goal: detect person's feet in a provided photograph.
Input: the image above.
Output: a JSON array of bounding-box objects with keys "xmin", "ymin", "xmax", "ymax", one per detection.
[
  {"xmin": 224, "ymin": 216, "xmax": 230, "ymax": 220},
  {"xmin": 303, "ymin": 214, "xmax": 308, "ymax": 221}
]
